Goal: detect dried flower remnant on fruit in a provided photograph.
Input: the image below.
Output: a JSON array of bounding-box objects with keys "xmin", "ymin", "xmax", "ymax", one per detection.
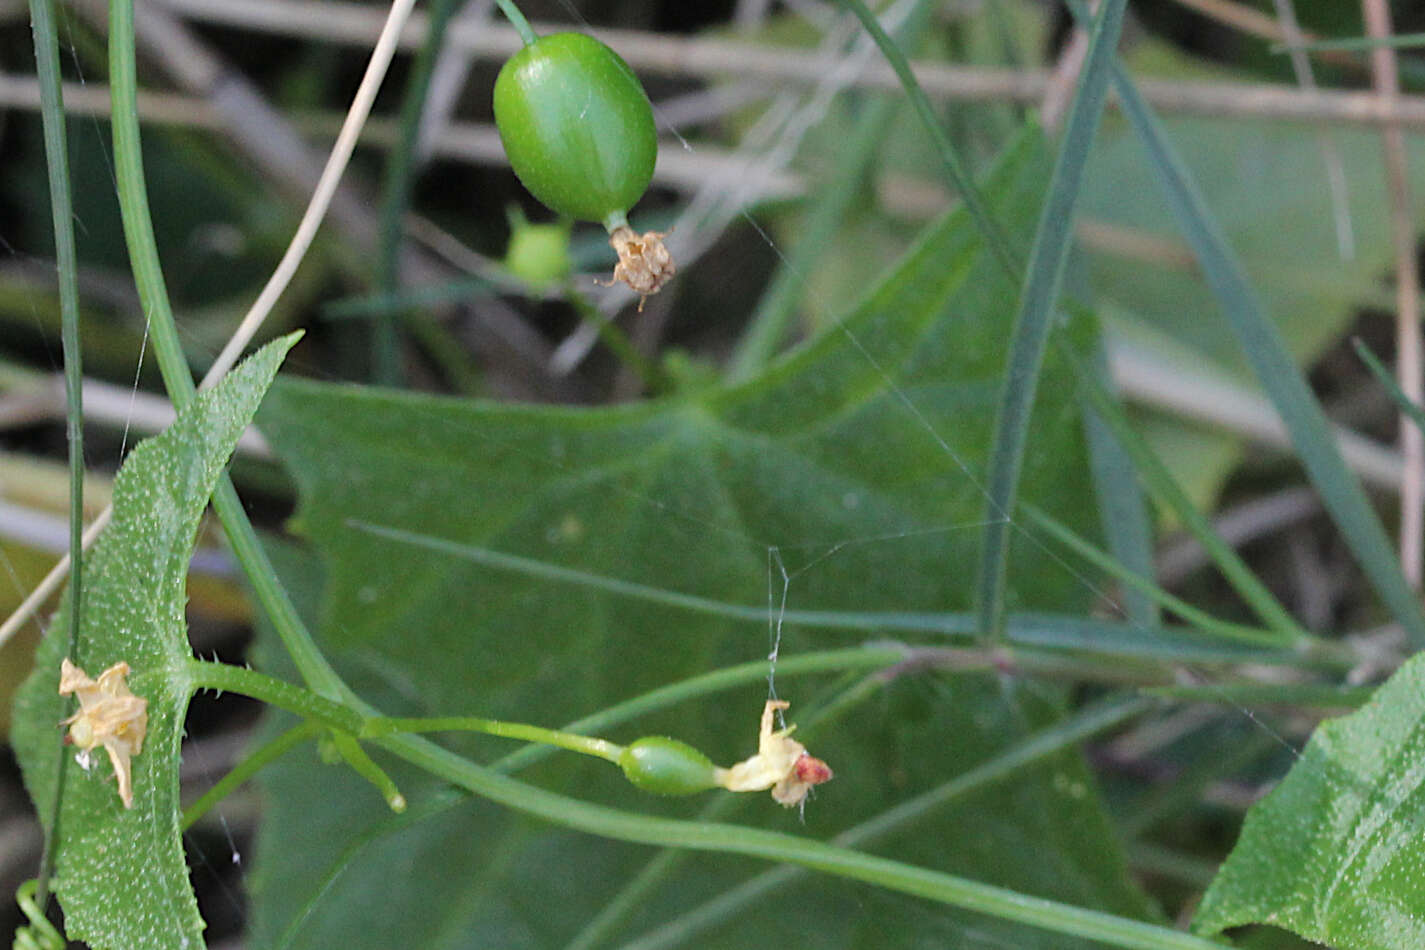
[
  {"xmin": 716, "ymin": 700, "xmax": 833, "ymax": 807},
  {"xmin": 58, "ymin": 658, "xmax": 148, "ymax": 809},
  {"xmin": 602, "ymin": 226, "xmax": 674, "ymax": 310}
]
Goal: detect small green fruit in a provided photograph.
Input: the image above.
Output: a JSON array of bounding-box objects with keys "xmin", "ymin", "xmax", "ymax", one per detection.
[
  {"xmin": 493, "ymin": 33, "xmax": 657, "ymax": 225},
  {"xmin": 618, "ymin": 736, "xmax": 720, "ymax": 796},
  {"xmin": 504, "ymin": 208, "xmax": 572, "ymax": 287}
]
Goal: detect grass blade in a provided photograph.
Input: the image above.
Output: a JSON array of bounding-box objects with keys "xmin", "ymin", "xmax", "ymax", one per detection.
[
  {"xmin": 835, "ymin": 0, "xmax": 1019, "ymax": 277},
  {"xmin": 1083, "ymin": 341, "xmax": 1159, "ymax": 626},
  {"xmin": 28, "ymin": 0, "xmax": 85, "ymax": 909},
  {"xmin": 1021, "ymin": 502, "xmax": 1290, "ymax": 647},
  {"xmin": 1071, "ymin": 357, "xmax": 1307, "ymax": 641},
  {"xmin": 1354, "ymin": 336, "xmax": 1425, "ymax": 434},
  {"xmin": 1062, "ymin": 4, "xmax": 1425, "ymax": 646},
  {"xmin": 974, "ymin": 0, "xmax": 1129, "ymax": 640},
  {"xmin": 373, "ymin": 0, "xmax": 464, "ymax": 384}
]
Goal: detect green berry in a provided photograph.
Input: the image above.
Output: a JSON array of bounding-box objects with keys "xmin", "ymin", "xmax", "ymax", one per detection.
[
  {"xmin": 493, "ymin": 33, "xmax": 657, "ymax": 225},
  {"xmin": 618, "ymin": 736, "xmax": 720, "ymax": 796}
]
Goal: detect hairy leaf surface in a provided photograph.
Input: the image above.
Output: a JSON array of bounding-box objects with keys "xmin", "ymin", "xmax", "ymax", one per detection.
[{"xmin": 10, "ymin": 335, "xmax": 298, "ymax": 950}]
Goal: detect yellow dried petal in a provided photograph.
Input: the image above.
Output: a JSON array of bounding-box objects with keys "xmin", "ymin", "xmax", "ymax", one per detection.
[
  {"xmin": 717, "ymin": 700, "xmax": 832, "ymax": 807},
  {"xmin": 58, "ymin": 658, "xmax": 148, "ymax": 809}
]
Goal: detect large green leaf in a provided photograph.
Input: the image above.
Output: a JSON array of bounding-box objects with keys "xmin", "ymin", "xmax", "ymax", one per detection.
[
  {"xmin": 9, "ymin": 334, "xmax": 298, "ymax": 950},
  {"xmin": 250, "ymin": 134, "xmax": 1157, "ymax": 947},
  {"xmin": 1193, "ymin": 652, "xmax": 1425, "ymax": 948}
]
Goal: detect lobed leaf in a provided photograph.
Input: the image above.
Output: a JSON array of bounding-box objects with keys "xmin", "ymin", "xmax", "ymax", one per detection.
[
  {"xmin": 252, "ymin": 133, "xmax": 1157, "ymax": 948},
  {"xmin": 9, "ymin": 334, "xmax": 298, "ymax": 950}
]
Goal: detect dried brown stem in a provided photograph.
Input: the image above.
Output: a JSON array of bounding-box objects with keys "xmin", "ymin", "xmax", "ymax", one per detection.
[{"xmin": 1360, "ymin": 0, "xmax": 1424, "ymax": 586}]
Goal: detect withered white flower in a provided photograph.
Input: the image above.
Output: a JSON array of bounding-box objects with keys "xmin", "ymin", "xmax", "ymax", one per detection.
[
  {"xmin": 58, "ymin": 658, "xmax": 148, "ymax": 809},
  {"xmin": 716, "ymin": 700, "xmax": 833, "ymax": 807}
]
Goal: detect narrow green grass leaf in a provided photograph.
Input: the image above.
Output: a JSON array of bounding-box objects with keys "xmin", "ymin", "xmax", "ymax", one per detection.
[
  {"xmin": 1082, "ymin": 342, "xmax": 1159, "ymax": 626},
  {"xmin": 729, "ymin": 0, "xmax": 940, "ymax": 379},
  {"xmin": 1273, "ymin": 32, "xmax": 1425, "ymax": 53},
  {"xmin": 1354, "ymin": 337, "xmax": 1425, "ymax": 435},
  {"xmin": 975, "ymin": 0, "xmax": 1129, "ymax": 640},
  {"xmin": 372, "ymin": 0, "xmax": 463, "ymax": 385},
  {"xmin": 835, "ymin": 0, "xmax": 1019, "ymax": 276},
  {"xmin": 1071, "ymin": 360, "xmax": 1306, "ymax": 641},
  {"xmin": 8, "ymin": 336, "xmax": 298, "ymax": 950},
  {"xmin": 1021, "ymin": 503, "xmax": 1288, "ymax": 647},
  {"xmin": 28, "ymin": 0, "xmax": 87, "ymax": 906},
  {"xmin": 1063, "ymin": 0, "xmax": 1425, "ymax": 647}
]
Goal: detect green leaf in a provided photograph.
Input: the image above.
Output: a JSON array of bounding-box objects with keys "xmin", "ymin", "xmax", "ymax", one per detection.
[
  {"xmin": 8, "ymin": 334, "xmax": 299, "ymax": 950},
  {"xmin": 1193, "ymin": 651, "xmax": 1425, "ymax": 948},
  {"xmin": 252, "ymin": 133, "xmax": 1157, "ymax": 947}
]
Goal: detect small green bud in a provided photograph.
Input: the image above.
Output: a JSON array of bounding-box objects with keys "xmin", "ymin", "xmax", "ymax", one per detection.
[
  {"xmin": 618, "ymin": 736, "xmax": 720, "ymax": 796},
  {"xmin": 504, "ymin": 207, "xmax": 572, "ymax": 287}
]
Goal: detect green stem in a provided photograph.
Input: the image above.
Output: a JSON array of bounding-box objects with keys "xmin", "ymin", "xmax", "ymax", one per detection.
[
  {"xmin": 567, "ymin": 672, "xmax": 886, "ymax": 950},
  {"xmin": 623, "ymin": 696, "xmax": 1154, "ymax": 950},
  {"xmin": 107, "ymin": 0, "xmax": 354, "ymax": 704},
  {"xmin": 1144, "ymin": 681, "xmax": 1376, "ymax": 708},
  {"xmin": 567, "ymin": 286, "xmax": 667, "ymax": 393},
  {"xmin": 1355, "ymin": 337, "xmax": 1425, "ymax": 434},
  {"xmin": 346, "ymin": 521, "xmax": 1310, "ymax": 665},
  {"xmin": 182, "ymin": 721, "xmax": 323, "ymax": 830},
  {"xmin": 495, "ymin": 0, "xmax": 538, "ymax": 46},
  {"xmin": 374, "ymin": 0, "xmax": 466, "ymax": 385},
  {"xmin": 185, "ymin": 659, "xmax": 362, "ymax": 732},
  {"xmin": 602, "ymin": 210, "xmax": 629, "ymax": 234},
  {"xmin": 375, "ymin": 698, "xmax": 1220, "ymax": 950},
  {"xmin": 330, "ymin": 731, "xmax": 407, "ymax": 811},
  {"xmin": 362, "ymin": 716, "xmax": 626, "ymax": 763},
  {"xmin": 29, "ymin": 0, "xmax": 83, "ymax": 911}
]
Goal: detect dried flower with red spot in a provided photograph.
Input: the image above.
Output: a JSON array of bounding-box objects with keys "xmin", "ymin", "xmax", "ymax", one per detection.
[{"xmin": 715, "ymin": 700, "xmax": 833, "ymax": 807}]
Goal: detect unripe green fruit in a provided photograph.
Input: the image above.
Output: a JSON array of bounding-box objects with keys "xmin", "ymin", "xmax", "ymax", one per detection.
[
  {"xmin": 618, "ymin": 736, "xmax": 719, "ymax": 796},
  {"xmin": 504, "ymin": 214, "xmax": 572, "ymax": 286},
  {"xmin": 493, "ymin": 33, "xmax": 657, "ymax": 224}
]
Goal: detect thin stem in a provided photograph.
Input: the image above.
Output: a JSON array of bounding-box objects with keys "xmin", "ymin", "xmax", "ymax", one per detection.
[
  {"xmin": 374, "ymin": 0, "xmax": 465, "ymax": 385},
  {"xmin": 330, "ymin": 731, "xmax": 407, "ymax": 811},
  {"xmin": 833, "ymin": 0, "xmax": 1019, "ymax": 279},
  {"xmin": 106, "ymin": 0, "xmax": 356, "ymax": 702},
  {"xmin": 182, "ymin": 721, "xmax": 323, "ymax": 829},
  {"xmin": 494, "ymin": 0, "xmax": 538, "ymax": 46},
  {"xmin": 1070, "ymin": 350, "xmax": 1311, "ymax": 642},
  {"xmin": 567, "ymin": 286, "xmax": 667, "ymax": 393},
  {"xmin": 28, "ymin": 0, "xmax": 83, "ymax": 910},
  {"xmin": 566, "ymin": 672, "xmax": 886, "ymax": 950},
  {"xmin": 361, "ymin": 716, "xmax": 626, "ymax": 763},
  {"xmin": 624, "ymin": 697, "xmax": 1152, "ymax": 950},
  {"xmin": 185, "ymin": 659, "xmax": 362, "ymax": 732},
  {"xmin": 374, "ymin": 697, "xmax": 1222, "ymax": 950}
]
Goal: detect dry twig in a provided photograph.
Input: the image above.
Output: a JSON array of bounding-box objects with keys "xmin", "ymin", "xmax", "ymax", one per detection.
[{"xmin": 1359, "ymin": 0, "xmax": 1424, "ymax": 586}]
